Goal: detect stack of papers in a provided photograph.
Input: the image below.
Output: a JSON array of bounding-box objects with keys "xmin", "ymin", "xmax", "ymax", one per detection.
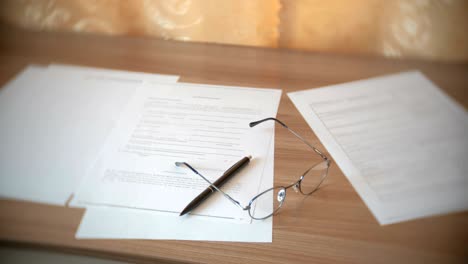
[
  {"xmin": 0, "ymin": 64, "xmax": 178, "ymax": 205},
  {"xmin": 0, "ymin": 64, "xmax": 281, "ymax": 242},
  {"xmin": 77, "ymin": 144, "xmax": 275, "ymax": 242}
]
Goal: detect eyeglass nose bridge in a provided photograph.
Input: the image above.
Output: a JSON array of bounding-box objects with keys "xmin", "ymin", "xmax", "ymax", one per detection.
[
  {"xmin": 292, "ymin": 183, "xmax": 300, "ymax": 193},
  {"xmin": 287, "ymin": 177, "xmax": 303, "ymax": 193}
]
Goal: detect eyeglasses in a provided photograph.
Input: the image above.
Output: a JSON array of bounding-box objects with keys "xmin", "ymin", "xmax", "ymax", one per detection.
[{"xmin": 176, "ymin": 117, "xmax": 331, "ymax": 220}]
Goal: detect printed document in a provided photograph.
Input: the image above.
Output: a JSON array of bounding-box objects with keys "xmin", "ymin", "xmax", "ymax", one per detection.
[
  {"xmin": 75, "ymin": 139, "xmax": 274, "ymax": 242},
  {"xmin": 72, "ymin": 82, "xmax": 281, "ymax": 221},
  {"xmin": 288, "ymin": 71, "xmax": 468, "ymax": 225}
]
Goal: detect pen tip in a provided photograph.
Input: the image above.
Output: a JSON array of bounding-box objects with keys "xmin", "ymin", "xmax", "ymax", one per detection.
[
  {"xmin": 247, "ymin": 155, "xmax": 252, "ymax": 160},
  {"xmin": 179, "ymin": 209, "xmax": 188, "ymax": 216}
]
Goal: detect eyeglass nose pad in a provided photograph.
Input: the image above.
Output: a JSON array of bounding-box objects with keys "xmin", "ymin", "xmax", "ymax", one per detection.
[
  {"xmin": 277, "ymin": 189, "xmax": 286, "ymax": 202},
  {"xmin": 292, "ymin": 183, "xmax": 300, "ymax": 193}
]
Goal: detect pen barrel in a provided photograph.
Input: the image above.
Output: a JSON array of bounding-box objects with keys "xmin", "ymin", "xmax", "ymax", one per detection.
[{"xmin": 212, "ymin": 157, "xmax": 250, "ymax": 187}]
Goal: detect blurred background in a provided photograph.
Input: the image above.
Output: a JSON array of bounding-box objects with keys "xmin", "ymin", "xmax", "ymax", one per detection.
[{"xmin": 1, "ymin": 0, "xmax": 467, "ymax": 62}]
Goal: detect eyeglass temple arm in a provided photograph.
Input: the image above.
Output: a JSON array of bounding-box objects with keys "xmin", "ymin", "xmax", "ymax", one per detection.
[
  {"xmin": 175, "ymin": 162, "xmax": 249, "ymax": 211},
  {"xmin": 250, "ymin": 117, "xmax": 328, "ymax": 161}
]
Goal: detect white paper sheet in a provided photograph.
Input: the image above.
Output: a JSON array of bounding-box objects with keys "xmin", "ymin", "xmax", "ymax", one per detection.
[
  {"xmin": 0, "ymin": 65, "xmax": 178, "ymax": 205},
  {"xmin": 72, "ymin": 82, "xmax": 281, "ymax": 221},
  {"xmin": 48, "ymin": 64, "xmax": 179, "ymax": 83},
  {"xmin": 288, "ymin": 71, "xmax": 468, "ymax": 225},
  {"xmin": 76, "ymin": 140, "xmax": 274, "ymax": 242}
]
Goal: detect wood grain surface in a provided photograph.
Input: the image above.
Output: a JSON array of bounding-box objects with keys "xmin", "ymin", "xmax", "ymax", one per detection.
[{"xmin": 0, "ymin": 24, "xmax": 467, "ymax": 264}]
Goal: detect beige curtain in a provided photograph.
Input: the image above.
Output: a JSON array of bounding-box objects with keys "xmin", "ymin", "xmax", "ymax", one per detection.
[
  {"xmin": 1, "ymin": 0, "xmax": 467, "ymax": 61},
  {"xmin": 280, "ymin": 0, "xmax": 468, "ymax": 61}
]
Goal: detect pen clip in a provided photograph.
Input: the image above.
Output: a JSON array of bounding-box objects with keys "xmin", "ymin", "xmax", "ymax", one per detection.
[{"xmin": 224, "ymin": 156, "xmax": 251, "ymax": 175}]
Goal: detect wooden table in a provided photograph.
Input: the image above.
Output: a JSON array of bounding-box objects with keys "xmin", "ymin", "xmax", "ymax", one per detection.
[{"xmin": 0, "ymin": 24, "xmax": 467, "ymax": 264}]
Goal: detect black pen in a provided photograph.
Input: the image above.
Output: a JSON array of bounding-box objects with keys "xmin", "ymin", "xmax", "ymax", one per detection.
[{"xmin": 179, "ymin": 155, "xmax": 252, "ymax": 216}]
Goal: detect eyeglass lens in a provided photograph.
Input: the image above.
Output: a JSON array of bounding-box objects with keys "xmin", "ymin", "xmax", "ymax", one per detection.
[
  {"xmin": 299, "ymin": 160, "xmax": 329, "ymax": 195},
  {"xmin": 248, "ymin": 160, "xmax": 329, "ymax": 219},
  {"xmin": 248, "ymin": 186, "xmax": 286, "ymax": 220}
]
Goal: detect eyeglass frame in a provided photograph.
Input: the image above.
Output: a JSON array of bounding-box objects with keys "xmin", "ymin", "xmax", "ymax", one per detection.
[{"xmin": 175, "ymin": 117, "xmax": 331, "ymax": 220}]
